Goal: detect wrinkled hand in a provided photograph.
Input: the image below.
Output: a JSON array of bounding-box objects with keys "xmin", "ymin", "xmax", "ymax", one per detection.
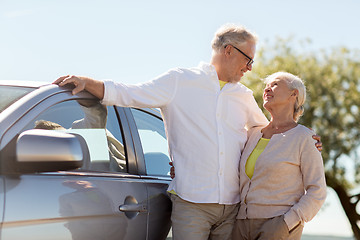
[
  {"xmin": 169, "ymin": 161, "xmax": 175, "ymax": 179},
  {"xmin": 312, "ymin": 134, "xmax": 322, "ymax": 152},
  {"xmin": 53, "ymin": 75, "xmax": 86, "ymax": 95}
]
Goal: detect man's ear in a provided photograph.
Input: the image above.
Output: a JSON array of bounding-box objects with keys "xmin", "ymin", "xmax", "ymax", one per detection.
[{"xmin": 224, "ymin": 45, "xmax": 232, "ymax": 56}]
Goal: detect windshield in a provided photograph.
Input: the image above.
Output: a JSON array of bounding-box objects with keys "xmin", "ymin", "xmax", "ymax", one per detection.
[{"xmin": 0, "ymin": 86, "xmax": 35, "ymax": 113}]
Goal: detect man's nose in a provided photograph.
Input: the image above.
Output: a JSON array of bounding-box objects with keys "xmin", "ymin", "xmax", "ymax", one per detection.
[{"xmin": 246, "ymin": 64, "xmax": 252, "ymax": 71}]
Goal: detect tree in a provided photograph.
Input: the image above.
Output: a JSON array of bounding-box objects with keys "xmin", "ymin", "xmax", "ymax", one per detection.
[{"xmin": 243, "ymin": 38, "xmax": 360, "ymax": 239}]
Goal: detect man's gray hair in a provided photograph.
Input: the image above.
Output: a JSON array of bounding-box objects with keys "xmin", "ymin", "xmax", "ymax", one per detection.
[
  {"xmin": 264, "ymin": 72, "xmax": 307, "ymax": 122},
  {"xmin": 211, "ymin": 23, "xmax": 258, "ymax": 52}
]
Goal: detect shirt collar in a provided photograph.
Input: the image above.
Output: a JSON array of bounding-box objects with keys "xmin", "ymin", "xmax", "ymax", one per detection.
[
  {"xmin": 198, "ymin": 62, "xmax": 220, "ymax": 88},
  {"xmin": 198, "ymin": 62, "xmax": 217, "ymax": 76},
  {"xmin": 197, "ymin": 62, "xmax": 251, "ymax": 93}
]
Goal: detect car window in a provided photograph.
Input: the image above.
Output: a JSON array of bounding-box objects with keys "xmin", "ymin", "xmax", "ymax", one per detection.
[
  {"xmin": 131, "ymin": 108, "xmax": 170, "ymax": 176},
  {"xmin": 22, "ymin": 100, "xmax": 127, "ymax": 173},
  {"xmin": 0, "ymin": 85, "xmax": 35, "ymax": 113}
]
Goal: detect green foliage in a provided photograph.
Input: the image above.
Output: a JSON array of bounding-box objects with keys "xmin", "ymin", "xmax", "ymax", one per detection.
[{"xmin": 243, "ymin": 38, "xmax": 360, "ymax": 189}]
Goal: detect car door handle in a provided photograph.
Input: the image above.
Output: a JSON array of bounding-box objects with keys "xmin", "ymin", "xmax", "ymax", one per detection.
[{"xmin": 119, "ymin": 204, "xmax": 147, "ymax": 212}]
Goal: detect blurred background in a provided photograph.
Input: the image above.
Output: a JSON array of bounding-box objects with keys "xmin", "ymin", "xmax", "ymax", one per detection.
[{"xmin": 1, "ymin": 0, "xmax": 360, "ymax": 239}]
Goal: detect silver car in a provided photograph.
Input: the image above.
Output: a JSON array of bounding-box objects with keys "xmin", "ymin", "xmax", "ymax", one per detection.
[{"xmin": 0, "ymin": 80, "xmax": 172, "ymax": 240}]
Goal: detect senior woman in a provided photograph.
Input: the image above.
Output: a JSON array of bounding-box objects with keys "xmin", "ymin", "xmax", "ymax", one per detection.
[{"xmin": 232, "ymin": 72, "xmax": 327, "ymax": 240}]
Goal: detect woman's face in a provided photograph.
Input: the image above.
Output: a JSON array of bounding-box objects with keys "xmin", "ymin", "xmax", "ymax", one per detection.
[{"xmin": 263, "ymin": 77, "xmax": 294, "ymax": 110}]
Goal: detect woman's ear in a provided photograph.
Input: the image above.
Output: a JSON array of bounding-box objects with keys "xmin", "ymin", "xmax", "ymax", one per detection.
[{"xmin": 291, "ymin": 89, "xmax": 299, "ymax": 97}]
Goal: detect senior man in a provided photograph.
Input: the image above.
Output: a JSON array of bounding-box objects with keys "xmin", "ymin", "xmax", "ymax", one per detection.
[{"xmin": 54, "ymin": 24, "xmax": 315, "ymax": 240}]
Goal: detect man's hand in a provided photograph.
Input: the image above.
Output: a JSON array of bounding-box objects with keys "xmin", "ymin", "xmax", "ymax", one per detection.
[
  {"xmin": 312, "ymin": 134, "xmax": 322, "ymax": 152},
  {"xmin": 53, "ymin": 75, "xmax": 87, "ymax": 95},
  {"xmin": 53, "ymin": 75, "xmax": 105, "ymax": 99},
  {"xmin": 169, "ymin": 161, "xmax": 175, "ymax": 179}
]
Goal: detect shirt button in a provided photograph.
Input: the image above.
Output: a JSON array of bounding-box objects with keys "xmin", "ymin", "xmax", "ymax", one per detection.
[
  {"xmin": 218, "ymin": 132, "xmax": 222, "ymax": 135},
  {"xmin": 220, "ymin": 152, "xmax": 224, "ymax": 155}
]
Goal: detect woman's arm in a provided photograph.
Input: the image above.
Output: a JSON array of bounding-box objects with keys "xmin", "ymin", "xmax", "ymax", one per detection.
[{"xmin": 283, "ymin": 133, "xmax": 327, "ymax": 231}]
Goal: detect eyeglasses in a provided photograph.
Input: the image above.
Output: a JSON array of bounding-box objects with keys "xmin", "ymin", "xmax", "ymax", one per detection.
[{"xmin": 225, "ymin": 45, "xmax": 254, "ymax": 66}]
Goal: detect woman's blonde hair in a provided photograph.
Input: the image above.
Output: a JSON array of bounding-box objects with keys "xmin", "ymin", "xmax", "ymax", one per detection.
[{"xmin": 264, "ymin": 72, "xmax": 306, "ymax": 122}]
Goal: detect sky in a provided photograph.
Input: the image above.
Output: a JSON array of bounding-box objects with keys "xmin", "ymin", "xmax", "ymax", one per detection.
[{"xmin": 1, "ymin": 0, "xmax": 360, "ymax": 237}]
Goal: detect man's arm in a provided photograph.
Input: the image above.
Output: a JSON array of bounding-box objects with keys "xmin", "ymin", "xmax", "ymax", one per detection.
[{"xmin": 53, "ymin": 75, "xmax": 105, "ymax": 99}]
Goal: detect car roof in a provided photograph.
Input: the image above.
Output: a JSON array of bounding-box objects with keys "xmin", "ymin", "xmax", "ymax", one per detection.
[
  {"xmin": 0, "ymin": 80, "xmax": 163, "ymax": 118},
  {"xmin": 0, "ymin": 80, "xmax": 51, "ymax": 88}
]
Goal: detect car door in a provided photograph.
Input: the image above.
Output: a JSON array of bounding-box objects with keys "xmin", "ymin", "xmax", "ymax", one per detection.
[
  {"xmin": 125, "ymin": 108, "xmax": 172, "ymax": 240},
  {"xmin": 0, "ymin": 90, "xmax": 148, "ymax": 240},
  {"xmin": 0, "ymin": 176, "xmax": 4, "ymax": 234}
]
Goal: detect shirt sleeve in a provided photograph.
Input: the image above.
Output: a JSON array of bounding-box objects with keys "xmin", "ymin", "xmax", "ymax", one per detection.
[
  {"xmin": 245, "ymin": 94, "xmax": 269, "ymax": 130},
  {"xmin": 283, "ymin": 132, "xmax": 327, "ymax": 230},
  {"xmin": 101, "ymin": 69, "xmax": 178, "ymax": 108}
]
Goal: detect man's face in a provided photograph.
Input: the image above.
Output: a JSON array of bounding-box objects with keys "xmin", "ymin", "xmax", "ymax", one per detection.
[{"xmin": 225, "ymin": 42, "xmax": 256, "ymax": 83}]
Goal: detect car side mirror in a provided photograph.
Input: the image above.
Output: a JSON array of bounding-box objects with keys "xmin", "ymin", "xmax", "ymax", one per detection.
[{"xmin": 16, "ymin": 129, "xmax": 89, "ymax": 173}]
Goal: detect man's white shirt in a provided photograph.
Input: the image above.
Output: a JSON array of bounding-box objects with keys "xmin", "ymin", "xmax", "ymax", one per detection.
[{"xmin": 102, "ymin": 62, "xmax": 268, "ymax": 204}]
